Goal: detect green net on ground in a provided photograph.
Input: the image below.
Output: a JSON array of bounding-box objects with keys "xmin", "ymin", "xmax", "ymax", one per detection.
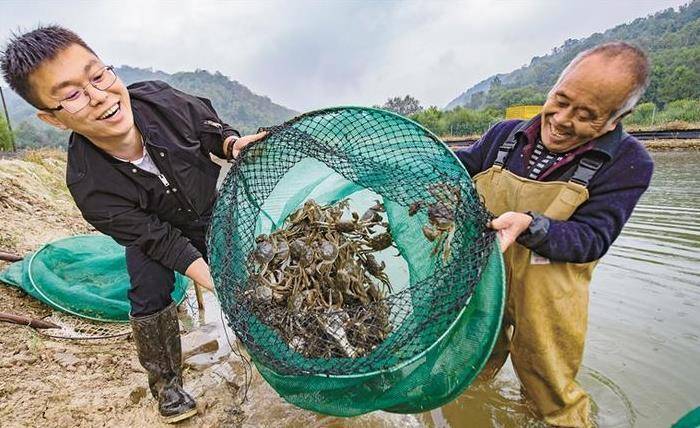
[
  {"xmin": 0, "ymin": 234, "xmax": 189, "ymax": 322},
  {"xmin": 209, "ymin": 107, "xmax": 504, "ymax": 416},
  {"xmin": 673, "ymin": 407, "xmax": 700, "ymax": 428}
]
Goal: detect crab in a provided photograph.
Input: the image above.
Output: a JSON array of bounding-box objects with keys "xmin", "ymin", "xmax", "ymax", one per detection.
[
  {"xmin": 316, "ymin": 310, "xmax": 358, "ymax": 358},
  {"xmin": 360, "ymin": 200, "xmax": 385, "ymax": 223},
  {"xmin": 427, "ymin": 182, "xmax": 461, "ymax": 206},
  {"xmin": 408, "ymin": 182, "xmax": 461, "ymax": 264},
  {"xmin": 423, "ymin": 202, "xmax": 456, "ymax": 263},
  {"xmin": 288, "ymin": 289, "xmax": 317, "ymax": 312},
  {"xmin": 361, "ymin": 231, "xmax": 394, "ymax": 252},
  {"xmin": 315, "ymin": 239, "xmax": 339, "ymax": 273},
  {"xmin": 289, "ymin": 238, "xmax": 314, "ymax": 266},
  {"xmin": 408, "ymin": 200, "xmax": 423, "ymax": 216},
  {"xmin": 360, "ymin": 254, "xmax": 391, "ymax": 290},
  {"xmin": 252, "ymin": 235, "xmax": 275, "ymax": 272},
  {"xmin": 245, "ymin": 284, "xmax": 273, "ymax": 303},
  {"xmin": 272, "ymin": 237, "xmax": 290, "ymax": 266},
  {"xmin": 287, "ymin": 199, "xmax": 326, "ymax": 227}
]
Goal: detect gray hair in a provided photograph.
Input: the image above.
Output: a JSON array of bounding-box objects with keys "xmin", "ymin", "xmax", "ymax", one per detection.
[{"xmin": 551, "ymin": 41, "xmax": 651, "ymax": 123}]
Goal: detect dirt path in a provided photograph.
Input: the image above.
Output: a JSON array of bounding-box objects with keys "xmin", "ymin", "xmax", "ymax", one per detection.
[{"xmin": 1, "ymin": 283, "xmax": 248, "ymax": 427}]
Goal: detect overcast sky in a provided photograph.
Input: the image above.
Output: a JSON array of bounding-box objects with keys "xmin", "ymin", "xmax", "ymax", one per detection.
[{"xmin": 0, "ymin": 0, "xmax": 690, "ymax": 111}]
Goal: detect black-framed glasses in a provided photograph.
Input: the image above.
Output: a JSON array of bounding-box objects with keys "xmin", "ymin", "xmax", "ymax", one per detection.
[{"xmin": 46, "ymin": 65, "xmax": 118, "ymax": 114}]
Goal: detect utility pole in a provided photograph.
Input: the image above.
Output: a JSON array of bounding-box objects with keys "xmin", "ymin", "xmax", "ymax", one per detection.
[{"xmin": 0, "ymin": 86, "xmax": 16, "ymax": 151}]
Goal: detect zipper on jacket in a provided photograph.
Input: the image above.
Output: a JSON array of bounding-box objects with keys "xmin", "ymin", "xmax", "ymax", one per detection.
[
  {"xmin": 203, "ymin": 120, "xmax": 223, "ymax": 131},
  {"xmin": 157, "ymin": 173, "xmax": 170, "ymax": 187},
  {"xmin": 144, "ymin": 135, "xmax": 201, "ymax": 218}
]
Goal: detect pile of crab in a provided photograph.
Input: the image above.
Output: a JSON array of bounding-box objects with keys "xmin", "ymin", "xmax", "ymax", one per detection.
[
  {"xmin": 243, "ymin": 199, "xmax": 395, "ymax": 359},
  {"xmin": 242, "ymin": 181, "xmax": 462, "ymax": 359}
]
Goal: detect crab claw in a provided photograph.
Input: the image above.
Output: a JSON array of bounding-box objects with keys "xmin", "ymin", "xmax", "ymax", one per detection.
[
  {"xmin": 408, "ymin": 201, "xmax": 423, "ymax": 216},
  {"xmin": 422, "ymin": 225, "xmax": 439, "ymax": 242}
]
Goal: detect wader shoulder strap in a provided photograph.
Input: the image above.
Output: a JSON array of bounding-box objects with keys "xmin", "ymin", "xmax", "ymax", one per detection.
[
  {"xmin": 494, "ymin": 120, "xmax": 528, "ymax": 167},
  {"xmin": 569, "ymin": 154, "xmax": 605, "ymax": 187}
]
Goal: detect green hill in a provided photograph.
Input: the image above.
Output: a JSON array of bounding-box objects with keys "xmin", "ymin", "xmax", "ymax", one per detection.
[
  {"xmin": 2, "ymin": 66, "xmax": 297, "ymax": 149},
  {"xmin": 445, "ymin": 1, "xmax": 700, "ymax": 110}
]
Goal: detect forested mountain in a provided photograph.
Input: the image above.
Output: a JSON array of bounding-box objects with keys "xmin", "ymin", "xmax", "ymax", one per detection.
[
  {"xmin": 445, "ymin": 1, "xmax": 700, "ymax": 110},
  {"xmin": 2, "ymin": 66, "xmax": 297, "ymax": 149}
]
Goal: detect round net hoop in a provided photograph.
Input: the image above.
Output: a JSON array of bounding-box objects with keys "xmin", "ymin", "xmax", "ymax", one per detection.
[{"xmin": 209, "ymin": 106, "xmax": 505, "ymax": 415}]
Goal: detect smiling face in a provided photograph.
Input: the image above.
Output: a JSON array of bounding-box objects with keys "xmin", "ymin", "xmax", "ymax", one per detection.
[
  {"xmin": 540, "ymin": 54, "xmax": 636, "ymax": 153},
  {"xmin": 31, "ymin": 44, "xmax": 135, "ymax": 144}
]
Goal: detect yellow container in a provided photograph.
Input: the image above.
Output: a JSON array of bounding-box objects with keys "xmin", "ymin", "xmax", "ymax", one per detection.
[{"xmin": 505, "ymin": 105, "xmax": 542, "ymax": 120}]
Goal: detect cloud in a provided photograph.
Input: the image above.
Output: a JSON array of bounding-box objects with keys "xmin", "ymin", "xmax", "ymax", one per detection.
[{"xmin": 0, "ymin": 0, "xmax": 689, "ymax": 111}]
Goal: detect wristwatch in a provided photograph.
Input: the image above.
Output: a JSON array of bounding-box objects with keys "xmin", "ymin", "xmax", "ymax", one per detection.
[{"xmin": 225, "ymin": 135, "xmax": 239, "ymax": 161}]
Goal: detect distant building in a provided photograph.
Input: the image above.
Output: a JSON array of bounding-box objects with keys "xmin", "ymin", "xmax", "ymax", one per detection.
[{"xmin": 505, "ymin": 105, "xmax": 542, "ymax": 120}]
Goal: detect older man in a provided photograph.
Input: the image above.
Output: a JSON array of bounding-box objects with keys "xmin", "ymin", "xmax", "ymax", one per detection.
[{"xmin": 456, "ymin": 42, "xmax": 654, "ymax": 427}]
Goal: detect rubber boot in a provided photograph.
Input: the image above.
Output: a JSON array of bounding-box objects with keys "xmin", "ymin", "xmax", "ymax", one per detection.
[{"xmin": 130, "ymin": 302, "xmax": 197, "ymax": 423}]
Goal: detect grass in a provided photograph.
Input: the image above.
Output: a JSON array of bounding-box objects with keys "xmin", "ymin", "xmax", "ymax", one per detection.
[
  {"xmin": 21, "ymin": 148, "xmax": 67, "ymax": 166},
  {"xmin": 0, "ymin": 148, "xmax": 74, "ymax": 209},
  {"xmin": 26, "ymin": 332, "xmax": 44, "ymax": 357},
  {"xmin": 0, "ymin": 234, "xmax": 19, "ymax": 249}
]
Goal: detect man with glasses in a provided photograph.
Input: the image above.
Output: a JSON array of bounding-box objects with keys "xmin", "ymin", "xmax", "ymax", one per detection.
[{"xmin": 1, "ymin": 26, "xmax": 266, "ymax": 423}]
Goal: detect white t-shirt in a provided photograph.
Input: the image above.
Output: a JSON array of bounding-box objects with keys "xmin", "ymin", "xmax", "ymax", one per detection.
[{"xmin": 114, "ymin": 145, "xmax": 162, "ymax": 176}]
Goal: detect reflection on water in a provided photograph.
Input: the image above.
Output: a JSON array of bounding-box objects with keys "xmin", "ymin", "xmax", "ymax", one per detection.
[
  {"xmin": 585, "ymin": 151, "xmax": 700, "ymax": 427},
  {"xmin": 222, "ymin": 151, "xmax": 700, "ymax": 427}
]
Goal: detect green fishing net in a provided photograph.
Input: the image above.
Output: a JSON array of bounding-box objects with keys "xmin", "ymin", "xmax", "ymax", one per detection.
[
  {"xmin": 208, "ymin": 107, "xmax": 504, "ymax": 416},
  {"xmin": 0, "ymin": 234, "xmax": 189, "ymax": 322}
]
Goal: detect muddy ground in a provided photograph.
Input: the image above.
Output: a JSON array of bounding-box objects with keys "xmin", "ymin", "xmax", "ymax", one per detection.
[{"xmin": 0, "ymin": 150, "xmax": 423, "ymax": 428}]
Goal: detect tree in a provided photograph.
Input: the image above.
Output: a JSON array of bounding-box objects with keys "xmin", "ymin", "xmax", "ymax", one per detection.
[
  {"xmin": 0, "ymin": 114, "xmax": 12, "ymax": 151},
  {"xmin": 411, "ymin": 106, "xmax": 444, "ymax": 134},
  {"xmin": 657, "ymin": 65, "xmax": 700, "ymax": 104},
  {"xmin": 13, "ymin": 120, "xmax": 69, "ymax": 149},
  {"xmin": 412, "ymin": 105, "xmax": 504, "ymax": 137},
  {"xmin": 657, "ymin": 99, "xmax": 700, "ymax": 123},
  {"xmin": 624, "ymin": 102, "xmax": 657, "ymax": 127},
  {"xmin": 469, "ymin": 91, "xmax": 485, "ymax": 108},
  {"xmin": 381, "ymin": 95, "xmax": 423, "ymax": 116}
]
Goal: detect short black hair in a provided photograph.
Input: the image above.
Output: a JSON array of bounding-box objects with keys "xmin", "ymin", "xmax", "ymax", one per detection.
[{"xmin": 1, "ymin": 25, "xmax": 96, "ymax": 109}]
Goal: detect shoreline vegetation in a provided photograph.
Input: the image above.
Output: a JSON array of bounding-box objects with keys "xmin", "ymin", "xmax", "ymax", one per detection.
[
  {"xmin": 407, "ymin": 100, "xmax": 700, "ymax": 138},
  {"xmin": 639, "ymin": 138, "xmax": 700, "ymax": 150},
  {"xmin": 1, "ymin": 136, "xmax": 698, "ymax": 164},
  {"xmin": 2, "ymin": 100, "xmax": 699, "ymax": 153},
  {"xmin": 441, "ymin": 138, "xmax": 700, "ymax": 151}
]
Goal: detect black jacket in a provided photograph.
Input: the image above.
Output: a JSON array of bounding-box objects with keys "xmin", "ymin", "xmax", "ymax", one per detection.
[{"xmin": 66, "ymin": 81, "xmax": 239, "ymax": 274}]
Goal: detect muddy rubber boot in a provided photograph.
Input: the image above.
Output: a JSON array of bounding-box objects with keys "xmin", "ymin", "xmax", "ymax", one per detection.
[{"xmin": 130, "ymin": 302, "xmax": 197, "ymax": 424}]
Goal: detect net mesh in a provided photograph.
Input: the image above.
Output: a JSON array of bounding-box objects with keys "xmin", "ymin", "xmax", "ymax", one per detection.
[
  {"xmin": 35, "ymin": 311, "xmax": 132, "ymax": 342},
  {"xmin": 210, "ymin": 107, "xmax": 497, "ymax": 381}
]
